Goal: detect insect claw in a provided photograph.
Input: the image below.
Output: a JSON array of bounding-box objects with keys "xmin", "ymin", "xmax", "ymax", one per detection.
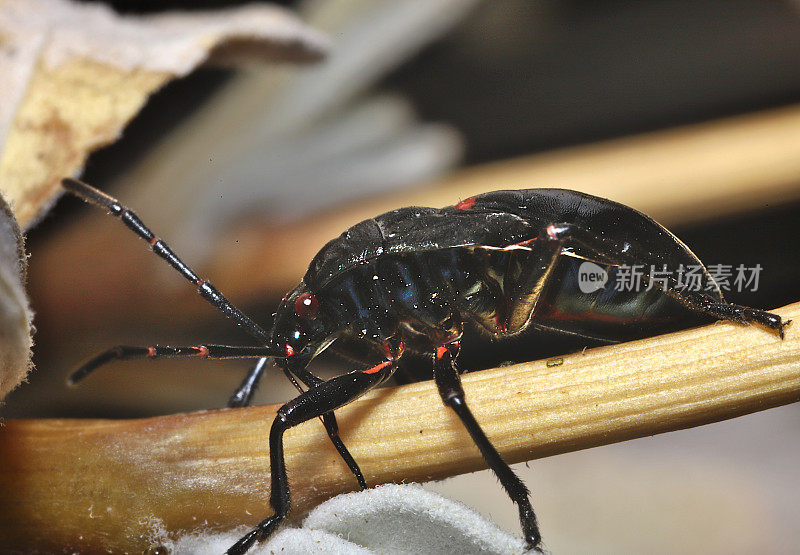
[{"xmin": 779, "ymin": 319, "xmax": 792, "ymax": 339}]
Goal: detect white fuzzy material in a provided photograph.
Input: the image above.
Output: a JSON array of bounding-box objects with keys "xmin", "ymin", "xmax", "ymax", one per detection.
[{"xmin": 168, "ymin": 483, "xmax": 530, "ymax": 554}]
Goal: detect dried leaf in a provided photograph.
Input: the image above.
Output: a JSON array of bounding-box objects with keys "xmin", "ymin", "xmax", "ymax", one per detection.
[
  {"xmin": 0, "ymin": 0, "xmax": 328, "ymax": 228},
  {"xmin": 0, "ymin": 190, "xmax": 32, "ymax": 399}
]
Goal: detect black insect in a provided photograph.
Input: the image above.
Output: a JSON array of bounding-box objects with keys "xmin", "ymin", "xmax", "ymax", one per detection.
[{"xmin": 62, "ymin": 178, "xmax": 787, "ymax": 554}]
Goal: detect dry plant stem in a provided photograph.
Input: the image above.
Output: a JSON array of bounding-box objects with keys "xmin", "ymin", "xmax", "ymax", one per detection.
[{"xmin": 2, "ymin": 302, "xmax": 799, "ymax": 551}]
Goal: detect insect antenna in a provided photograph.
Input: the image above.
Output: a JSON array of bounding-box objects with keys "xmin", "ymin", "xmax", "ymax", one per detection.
[
  {"xmin": 62, "ymin": 178, "xmax": 272, "ymax": 344},
  {"xmin": 67, "ymin": 344, "xmax": 283, "ymax": 385}
]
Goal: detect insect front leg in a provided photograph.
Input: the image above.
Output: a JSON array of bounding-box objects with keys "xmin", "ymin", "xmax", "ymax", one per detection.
[
  {"xmin": 226, "ymin": 358, "xmax": 397, "ymax": 555},
  {"xmin": 228, "ymin": 358, "xmax": 270, "ymax": 408},
  {"xmin": 228, "ymin": 358, "xmax": 368, "ymax": 489},
  {"xmin": 317, "ymin": 410, "xmax": 368, "ymax": 489},
  {"xmin": 433, "ymin": 341, "xmax": 542, "ymax": 552},
  {"xmin": 284, "ymin": 363, "xmax": 368, "ymax": 490}
]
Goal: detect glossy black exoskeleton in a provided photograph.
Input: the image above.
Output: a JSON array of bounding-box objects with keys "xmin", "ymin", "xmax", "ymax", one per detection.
[{"xmin": 63, "ymin": 179, "xmax": 787, "ymax": 554}]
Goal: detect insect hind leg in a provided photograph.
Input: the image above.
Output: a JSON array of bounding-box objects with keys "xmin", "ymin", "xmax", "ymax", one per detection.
[
  {"xmin": 433, "ymin": 342, "xmax": 542, "ymax": 552},
  {"xmin": 675, "ymin": 294, "xmax": 789, "ymax": 338}
]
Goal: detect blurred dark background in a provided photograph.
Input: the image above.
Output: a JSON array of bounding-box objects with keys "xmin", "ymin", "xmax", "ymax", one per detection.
[
  {"xmin": 72, "ymin": 1, "xmax": 800, "ymax": 159},
  {"xmin": 78, "ymin": 0, "xmax": 800, "ymax": 161}
]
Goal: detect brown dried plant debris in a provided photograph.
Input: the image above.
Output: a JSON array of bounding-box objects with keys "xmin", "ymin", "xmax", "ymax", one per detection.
[{"xmin": 0, "ymin": 0, "xmax": 328, "ymax": 229}]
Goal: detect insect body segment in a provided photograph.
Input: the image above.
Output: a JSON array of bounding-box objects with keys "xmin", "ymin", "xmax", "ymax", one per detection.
[{"xmin": 63, "ymin": 179, "xmax": 787, "ymax": 554}]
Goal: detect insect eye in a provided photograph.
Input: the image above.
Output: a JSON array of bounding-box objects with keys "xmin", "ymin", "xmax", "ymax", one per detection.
[{"xmin": 294, "ymin": 292, "xmax": 319, "ymax": 320}]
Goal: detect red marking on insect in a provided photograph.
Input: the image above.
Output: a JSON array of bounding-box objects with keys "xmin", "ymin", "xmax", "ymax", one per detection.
[
  {"xmin": 196, "ymin": 345, "xmax": 210, "ymax": 358},
  {"xmin": 148, "ymin": 236, "xmax": 159, "ymax": 246},
  {"xmin": 295, "ymin": 292, "xmax": 319, "ymax": 320},
  {"xmin": 362, "ymin": 361, "xmax": 391, "ymax": 375},
  {"xmin": 285, "ymin": 344, "xmax": 295, "ymax": 357},
  {"xmin": 147, "ymin": 347, "xmax": 156, "ymax": 357},
  {"xmin": 456, "ymin": 196, "xmax": 477, "ymax": 209},
  {"xmin": 436, "ymin": 345, "xmax": 448, "ymax": 360}
]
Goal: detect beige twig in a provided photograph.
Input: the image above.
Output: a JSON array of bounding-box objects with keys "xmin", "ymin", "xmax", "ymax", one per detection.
[{"xmin": 1, "ymin": 302, "xmax": 798, "ymax": 551}]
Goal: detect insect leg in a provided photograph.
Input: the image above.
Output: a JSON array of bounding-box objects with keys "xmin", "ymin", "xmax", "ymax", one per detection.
[
  {"xmin": 61, "ymin": 178, "xmax": 271, "ymax": 344},
  {"xmin": 433, "ymin": 342, "xmax": 542, "ymax": 552},
  {"xmin": 282, "ymin": 364, "xmax": 368, "ymax": 489},
  {"xmin": 318, "ymin": 409, "xmax": 367, "ymax": 489},
  {"xmin": 671, "ymin": 294, "xmax": 788, "ymax": 338},
  {"xmin": 228, "ymin": 358, "xmax": 270, "ymax": 408},
  {"xmin": 227, "ymin": 358, "xmax": 368, "ymax": 489},
  {"xmin": 226, "ymin": 359, "xmax": 397, "ymax": 555},
  {"xmin": 68, "ymin": 344, "xmax": 277, "ymax": 385}
]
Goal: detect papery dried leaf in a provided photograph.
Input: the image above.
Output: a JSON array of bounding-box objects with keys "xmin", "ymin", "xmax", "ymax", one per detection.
[
  {"xmin": 0, "ymin": 191, "xmax": 32, "ymax": 399},
  {"xmin": 0, "ymin": 0, "xmax": 328, "ymax": 228}
]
